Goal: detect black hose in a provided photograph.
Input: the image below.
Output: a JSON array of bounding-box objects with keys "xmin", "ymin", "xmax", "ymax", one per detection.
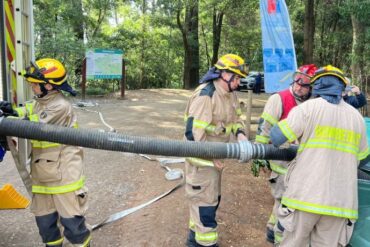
[
  {"xmin": 0, "ymin": 118, "xmax": 237, "ymax": 159},
  {"xmin": 0, "ymin": 117, "xmax": 297, "ymax": 161},
  {"xmin": 260, "ymin": 144, "xmax": 297, "ymax": 160},
  {"xmin": 358, "ymin": 169, "xmax": 370, "ymax": 181}
]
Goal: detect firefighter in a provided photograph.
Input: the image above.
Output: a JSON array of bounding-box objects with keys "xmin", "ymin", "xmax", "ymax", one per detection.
[
  {"xmin": 270, "ymin": 65, "xmax": 369, "ymax": 246},
  {"xmin": 252, "ymin": 64, "xmax": 317, "ymax": 244},
  {"xmin": 8, "ymin": 59, "xmax": 90, "ymax": 246},
  {"xmin": 342, "ymin": 79, "xmax": 367, "ymax": 109},
  {"xmin": 184, "ymin": 54, "xmax": 248, "ymax": 247}
]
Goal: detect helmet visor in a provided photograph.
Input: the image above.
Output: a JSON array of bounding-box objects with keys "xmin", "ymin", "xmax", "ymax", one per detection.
[
  {"xmin": 23, "ymin": 61, "xmax": 47, "ymax": 83},
  {"xmin": 229, "ymin": 63, "xmax": 249, "ymax": 76},
  {"xmin": 293, "ymin": 72, "xmax": 312, "ymax": 87}
]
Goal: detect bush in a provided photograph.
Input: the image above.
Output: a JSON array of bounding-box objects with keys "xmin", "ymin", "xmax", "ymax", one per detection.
[{"xmin": 86, "ymin": 87, "xmax": 110, "ymax": 96}]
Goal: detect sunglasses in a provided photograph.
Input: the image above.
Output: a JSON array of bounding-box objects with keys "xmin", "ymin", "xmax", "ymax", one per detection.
[{"xmin": 293, "ymin": 72, "xmax": 312, "ymax": 86}]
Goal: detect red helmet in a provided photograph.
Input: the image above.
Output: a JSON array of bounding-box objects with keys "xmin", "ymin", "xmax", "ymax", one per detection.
[{"xmin": 293, "ymin": 64, "xmax": 317, "ymax": 86}]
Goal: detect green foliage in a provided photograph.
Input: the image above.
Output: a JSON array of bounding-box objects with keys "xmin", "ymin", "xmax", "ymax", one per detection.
[
  {"xmin": 287, "ymin": 0, "xmax": 305, "ymax": 64},
  {"xmin": 33, "ymin": 0, "xmax": 85, "ymax": 89},
  {"xmin": 31, "ymin": 0, "xmax": 369, "ymax": 93},
  {"xmin": 85, "ymin": 87, "xmax": 110, "ymax": 96}
]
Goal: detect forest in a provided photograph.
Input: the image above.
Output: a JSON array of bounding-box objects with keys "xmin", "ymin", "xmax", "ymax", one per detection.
[{"xmin": 33, "ymin": 0, "xmax": 370, "ymax": 94}]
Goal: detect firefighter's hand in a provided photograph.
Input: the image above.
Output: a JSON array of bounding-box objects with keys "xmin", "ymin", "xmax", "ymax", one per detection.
[
  {"xmin": 214, "ymin": 160, "xmax": 225, "ymax": 171},
  {"xmin": 0, "ymin": 101, "xmax": 12, "ymax": 113},
  {"xmin": 237, "ymin": 132, "xmax": 248, "ymax": 141},
  {"xmin": 351, "ymin": 86, "xmax": 361, "ymax": 95},
  {"xmin": 0, "ymin": 101, "xmax": 17, "ymax": 117},
  {"xmin": 251, "ymin": 159, "xmax": 270, "ymax": 177}
]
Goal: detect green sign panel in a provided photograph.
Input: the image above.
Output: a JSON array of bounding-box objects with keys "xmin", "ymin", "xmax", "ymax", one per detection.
[{"xmin": 86, "ymin": 49, "xmax": 123, "ymax": 79}]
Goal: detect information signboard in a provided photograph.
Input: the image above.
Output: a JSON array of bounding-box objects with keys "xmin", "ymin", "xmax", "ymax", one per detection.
[{"xmin": 86, "ymin": 49, "xmax": 123, "ymax": 79}]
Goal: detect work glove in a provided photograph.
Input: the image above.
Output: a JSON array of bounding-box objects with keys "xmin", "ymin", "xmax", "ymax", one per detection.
[
  {"xmin": 251, "ymin": 159, "xmax": 270, "ymax": 177},
  {"xmin": 0, "ymin": 101, "xmax": 17, "ymax": 117}
]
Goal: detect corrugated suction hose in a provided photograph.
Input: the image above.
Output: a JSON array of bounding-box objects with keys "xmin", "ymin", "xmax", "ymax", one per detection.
[{"xmin": 0, "ymin": 117, "xmax": 297, "ymax": 162}]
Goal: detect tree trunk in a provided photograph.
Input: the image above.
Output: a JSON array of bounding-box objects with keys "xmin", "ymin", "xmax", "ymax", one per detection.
[
  {"xmin": 303, "ymin": 0, "xmax": 314, "ymax": 64},
  {"xmin": 212, "ymin": 9, "xmax": 223, "ymax": 66},
  {"xmin": 177, "ymin": 0, "xmax": 199, "ymax": 89},
  {"xmin": 71, "ymin": 0, "xmax": 84, "ymax": 83},
  {"xmin": 139, "ymin": 0, "xmax": 147, "ymax": 88},
  {"xmin": 350, "ymin": 10, "xmax": 365, "ymax": 87},
  {"xmin": 71, "ymin": 0, "xmax": 84, "ymax": 41},
  {"xmin": 201, "ymin": 24, "xmax": 210, "ymax": 68}
]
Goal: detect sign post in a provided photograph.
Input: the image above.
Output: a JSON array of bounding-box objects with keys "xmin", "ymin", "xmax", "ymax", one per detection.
[
  {"xmin": 120, "ymin": 59, "xmax": 125, "ymax": 99},
  {"xmin": 82, "ymin": 57, "xmax": 86, "ymax": 100}
]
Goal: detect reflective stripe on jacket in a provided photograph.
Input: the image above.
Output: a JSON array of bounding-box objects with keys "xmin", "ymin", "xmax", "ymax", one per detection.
[
  {"xmin": 184, "ymin": 114, "xmax": 243, "ymax": 136},
  {"xmin": 280, "ymin": 121, "xmax": 368, "ymax": 160},
  {"xmin": 17, "ymin": 91, "xmax": 85, "ymax": 194},
  {"xmin": 276, "ymin": 98, "xmax": 369, "ymax": 219},
  {"xmin": 184, "ymin": 81, "xmax": 245, "ymax": 167},
  {"xmin": 16, "ymin": 101, "xmax": 78, "ymax": 150},
  {"xmin": 255, "ymin": 89, "xmax": 301, "ymax": 174}
]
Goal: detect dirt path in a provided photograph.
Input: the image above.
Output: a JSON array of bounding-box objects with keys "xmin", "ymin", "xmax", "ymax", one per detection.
[{"xmin": 0, "ymin": 89, "xmax": 272, "ymax": 247}]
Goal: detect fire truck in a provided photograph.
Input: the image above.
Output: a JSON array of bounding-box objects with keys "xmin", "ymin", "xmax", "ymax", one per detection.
[{"xmin": 0, "ymin": 0, "xmax": 34, "ymax": 201}]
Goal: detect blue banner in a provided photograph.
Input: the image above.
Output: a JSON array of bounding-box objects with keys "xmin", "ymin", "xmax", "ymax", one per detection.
[{"xmin": 260, "ymin": 0, "xmax": 297, "ymax": 93}]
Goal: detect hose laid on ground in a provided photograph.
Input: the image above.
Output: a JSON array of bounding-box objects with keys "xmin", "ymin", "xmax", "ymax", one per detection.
[
  {"xmin": 73, "ymin": 101, "xmax": 116, "ymax": 132},
  {"xmin": 0, "ymin": 117, "xmax": 297, "ymax": 162},
  {"xmin": 76, "ymin": 108, "xmax": 116, "ymax": 133},
  {"xmin": 92, "ymin": 181, "xmax": 184, "ymax": 230}
]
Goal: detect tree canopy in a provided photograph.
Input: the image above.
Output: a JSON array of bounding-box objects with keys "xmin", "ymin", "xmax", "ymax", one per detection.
[{"xmin": 33, "ymin": 0, "xmax": 370, "ymax": 92}]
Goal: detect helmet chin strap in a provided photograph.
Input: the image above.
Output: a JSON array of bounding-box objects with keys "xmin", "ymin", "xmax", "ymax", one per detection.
[
  {"xmin": 292, "ymin": 89, "xmax": 311, "ymax": 102},
  {"xmin": 36, "ymin": 83, "xmax": 49, "ymax": 98},
  {"xmin": 221, "ymin": 73, "xmax": 236, "ymax": 92}
]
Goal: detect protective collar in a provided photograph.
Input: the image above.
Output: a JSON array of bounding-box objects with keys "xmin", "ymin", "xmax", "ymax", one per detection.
[
  {"xmin": 312, "ymin": 76, "xmax": 345, "ymax": 104},
  {"xmin": 199, "ymin": 67, "xmax": 221, "ymax": 84},
  {"xmin": 53, "ymin": 81, "xmax": 77, "ymax": 96}
]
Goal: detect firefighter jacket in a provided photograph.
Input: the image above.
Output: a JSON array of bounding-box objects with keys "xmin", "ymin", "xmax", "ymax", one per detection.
[
  {"xmin": 15, "ymin": 91, "xmax": 85, "ymax": 195},
  {"xmin": 255, "ymin": 88, "xmax": 300, "ymax": 175},
  {"xmin": 344, "ymin": 92, "xmax": 367, "ymax": 109},
  {"xmin": 184, "ymin": 80, "xmax": 245, "ymax": 166},
  {"xmin": 276, "ymin": 97, "xmax": 369, "ymax": 219}
]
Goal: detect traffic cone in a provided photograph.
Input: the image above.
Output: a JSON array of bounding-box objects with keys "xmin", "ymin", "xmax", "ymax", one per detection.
[{"xmin": 0, "ymin": 184, "xmax": 30, "ymax": 209}]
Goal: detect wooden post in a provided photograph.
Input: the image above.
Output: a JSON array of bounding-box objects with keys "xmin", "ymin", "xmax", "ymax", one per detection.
[
  {"xmin": 120, "ymin": 59, "xmax": 125, "ymax": 98},
  {"xmin": 81, "ymin": 58, "xmax": 86, "ymax": 101},
  {"xmin": 246, "ymin": 90, "xmax": 253, "ymax": 138}
]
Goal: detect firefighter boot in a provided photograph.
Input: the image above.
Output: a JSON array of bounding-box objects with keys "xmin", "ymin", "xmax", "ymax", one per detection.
[
  {"xmin": 186, "ymin": 230, "xmax": 198, "ymax": 247},
  {"xmin": 186, "ymin": 230, "xmax": 219, "ymax": 247},
  {"xmin": 266, "ymin": 227, "xmax": 275, "ymax": 244}
]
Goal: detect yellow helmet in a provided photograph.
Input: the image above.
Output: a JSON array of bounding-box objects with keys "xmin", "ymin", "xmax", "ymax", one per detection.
[
  {"xmin": 23, "ymin": 58, "xmax": 67, "ymax": 85},
  {"xmin": 311, "ymin": 65, "xmax": 348, "ymax": 85},
  {"xmin": 214, "ymin": 54, "xmax": 249, "ymax": 78}
]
